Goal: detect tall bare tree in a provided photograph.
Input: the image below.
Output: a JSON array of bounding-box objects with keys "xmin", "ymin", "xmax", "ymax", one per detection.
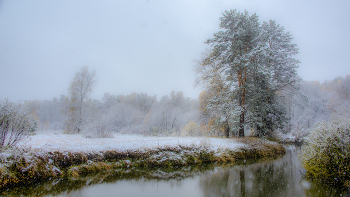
[{"xmin": 66, "ymin": 66, "xmax": 97, "ymax": 133}]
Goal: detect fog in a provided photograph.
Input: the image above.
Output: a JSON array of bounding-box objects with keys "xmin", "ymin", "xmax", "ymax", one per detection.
[{"xmin": 1, "ymin": 0, "xmax": 350, "ymax": 101}]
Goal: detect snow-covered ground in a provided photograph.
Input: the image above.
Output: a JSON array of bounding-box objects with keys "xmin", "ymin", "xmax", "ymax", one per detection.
[{"xmin": 17, "ymin": 130, "xmax": 246, "ymax": 153}]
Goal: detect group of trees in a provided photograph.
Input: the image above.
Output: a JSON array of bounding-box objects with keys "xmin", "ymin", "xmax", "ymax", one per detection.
[
  {"xmin": 287, "ymin": 75, "xmax": 350, "ymax": 138},
  {"xmin": 196, "ymin": 10, "xmax": 300, "ymax": 137},
  {"xmin": 196, "ymin": 75, "xmax": 350, "ymax": 139},
  {"xmin": 23, "ymin": 90, "xmax": 200, "ymax": 138},
  {"xmin": 22, "ymin": 67, "xmax": 200, "ymax": 138},
  {"xmin": 195, "ymin": 9, "xmax": 350, "ymax": 139},
  {"xmin": 22, "ymin": 67, "xmax": 99, "ymax": 134}
]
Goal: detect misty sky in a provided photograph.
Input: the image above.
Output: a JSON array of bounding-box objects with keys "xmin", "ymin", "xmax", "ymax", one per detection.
[{"xmin": 1, "ymin": 0, "xmax": 350, "ymax": 102}]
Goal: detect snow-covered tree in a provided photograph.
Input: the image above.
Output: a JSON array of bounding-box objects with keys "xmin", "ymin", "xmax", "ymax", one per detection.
[
  {"xmin": 196, "ymin": 10, "xmax": 300, "ymax": 137},
  {"xmin": 66, "ymin": 66, "xmax": 97, "ymax": 133},
  {"xmin": 282, "ymin": 76, "xmax": 350, "ymax": 138},
  {"xmin": 326, "ymin": 75, "xmax": 350, "ymax": 118},
  {"xmin": 0, "ymin": 100, "xmax": 37, "ymax": 148},
  {"xmin": 289, "ymin": 81, "xmax": 331, "ymax": 137},
  {"xmin": 250, "ymin": 20, "xmax": 300, "ymax": 136}
]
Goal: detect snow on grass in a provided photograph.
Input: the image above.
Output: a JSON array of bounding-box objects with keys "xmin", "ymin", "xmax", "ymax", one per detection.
[
  {"xmin": 0, "ymin": 130, "xmax": 285, "ymax": 191},
  {"xmin": 16, "ymin": 130, "xmax": 246, "ymax": 153}
]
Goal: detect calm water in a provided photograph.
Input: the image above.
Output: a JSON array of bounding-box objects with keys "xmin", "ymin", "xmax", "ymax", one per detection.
[{"xmin": 3, "ymin": 146, "xmax": 349, "ymax": 197}]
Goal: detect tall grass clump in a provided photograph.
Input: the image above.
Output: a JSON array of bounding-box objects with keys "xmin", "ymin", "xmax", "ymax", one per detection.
[{"xmin": 301, "ymin": 118, "xmax": 350, "ymax": 187}]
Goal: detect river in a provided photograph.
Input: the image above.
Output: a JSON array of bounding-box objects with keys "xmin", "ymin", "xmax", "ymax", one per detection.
[{"xmin": 2, "ymin": 146, "xmax": 349, "ymax": 196}]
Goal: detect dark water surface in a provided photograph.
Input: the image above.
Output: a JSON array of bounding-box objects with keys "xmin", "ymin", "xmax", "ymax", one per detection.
[{"xmin": 3, "ymin": 146, "xmax": 349, "ymax": 197}]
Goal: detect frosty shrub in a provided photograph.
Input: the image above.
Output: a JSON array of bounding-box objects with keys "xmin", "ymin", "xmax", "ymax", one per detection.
[
  {"xmin": 301, "ymin": 118, "xmax": 350, "ymax": 187},
  {"xmin": 181, "ymin": 121, "xmax": 200, "ymax": 136},
  {"xmin": 0, "ymin": 100, "xmax": 37, "ymax": 148},
  {"xmin": 83, "ymin": 120, "xmax": 113, "ymax": 138}
]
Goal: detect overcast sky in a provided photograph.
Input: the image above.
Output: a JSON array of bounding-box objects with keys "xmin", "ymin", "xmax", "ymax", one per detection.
[{"xmin": 1, "ymin": 0, "xmax": 349, "ymax": 102}]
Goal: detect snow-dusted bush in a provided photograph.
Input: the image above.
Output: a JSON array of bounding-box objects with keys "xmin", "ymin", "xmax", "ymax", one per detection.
[
  {"xmin": 82, "ymin": 119, "xmax": 113, "ymax": 138},
  {"xmin": 0, "ymin": 100, "xmax": 37, "ymax": 148},
  {"xmin": 301, "ymin": 118, "xmax": 350, "ymax": 187},
  {"xmin": 181, "ymin": 121, "xmax": 200, "ymax": 136},
  {"xmin": 142, "ymin": 93, "xmax": 200, "ymax": 136}
]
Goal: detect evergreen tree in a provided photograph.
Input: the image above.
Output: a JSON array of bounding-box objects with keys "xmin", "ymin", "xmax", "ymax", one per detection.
[{"xmin": 196, "ymin": 10, "xmax": 300, "ymax": 137}]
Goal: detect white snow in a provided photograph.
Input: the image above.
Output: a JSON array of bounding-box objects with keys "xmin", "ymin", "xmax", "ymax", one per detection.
[{"xmin": 16, "ymin": 130, "xmax": 246, "ymax": 153}]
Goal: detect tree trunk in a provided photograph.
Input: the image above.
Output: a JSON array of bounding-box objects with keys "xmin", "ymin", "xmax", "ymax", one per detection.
[
  {"xmin": 257, "ymin": 125, "xmax": 261, "ymax": 137},
  {"xmin": 239, "ymin": 111, "xmax": 244, "ymax": 137},
  {"xmin": 224, "ymin": 120, "xmax": 230, "ymax": 138},
  {"xmin": 237, "ymin": 68, "xmax": 246, "ymax": 138}
]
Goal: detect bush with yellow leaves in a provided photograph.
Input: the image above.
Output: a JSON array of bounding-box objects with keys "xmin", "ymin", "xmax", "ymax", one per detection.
[
  {"xmin": 181, "ymin": 121, "xmax": 200, "ymax": 136},
  {"xmin": 301, "ymin": 118, "xmax": 350, "ymax": 187}
]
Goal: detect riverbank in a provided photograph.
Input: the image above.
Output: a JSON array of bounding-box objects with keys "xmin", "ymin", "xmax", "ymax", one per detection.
[{"xmin": 0, "ymin": 131, "xmax": 285, "ymax": 191}]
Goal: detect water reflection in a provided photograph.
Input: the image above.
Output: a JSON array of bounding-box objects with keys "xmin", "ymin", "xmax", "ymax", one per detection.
[
  {"xmin": 200, "ymin": 146, "xmax": 305, "ymax": 197},
  {"xmin": 200, "ymin": 146, "xmax": 348, "ymax": 197},
  {"xmin": 2, "ymin": 146, "xmax": 349, "ymax": 197}
]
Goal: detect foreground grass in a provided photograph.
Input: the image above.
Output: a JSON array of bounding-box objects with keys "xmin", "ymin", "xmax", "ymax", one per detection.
[{"xmin": 0, "ymin": 137, "xmax": 285, "ymax": 191}]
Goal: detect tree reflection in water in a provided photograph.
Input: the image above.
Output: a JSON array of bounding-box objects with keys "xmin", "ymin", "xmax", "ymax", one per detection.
[{"xmin": 199, "ymin": 146, "xmax": 347, "ymax": 197}]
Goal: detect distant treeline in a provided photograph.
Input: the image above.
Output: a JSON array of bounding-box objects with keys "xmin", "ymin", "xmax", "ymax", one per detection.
[
  {"xmin": 22, "ymin": 75, "xmax": 350, "ymax": 138},
  {"xmin": 23, "ymin": 91, "xmax": 201, "ymax": 137}
]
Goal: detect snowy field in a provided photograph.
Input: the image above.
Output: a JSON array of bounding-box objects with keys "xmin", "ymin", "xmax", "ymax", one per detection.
[{"xmin": 17, "ymin": 130, "xmax": 246, "ymax": 153}]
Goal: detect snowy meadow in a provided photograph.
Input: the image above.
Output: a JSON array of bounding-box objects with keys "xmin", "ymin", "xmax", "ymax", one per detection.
[{"xmin": 18, "ymin": 129, "xmax": 247, "ymax": 153}]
